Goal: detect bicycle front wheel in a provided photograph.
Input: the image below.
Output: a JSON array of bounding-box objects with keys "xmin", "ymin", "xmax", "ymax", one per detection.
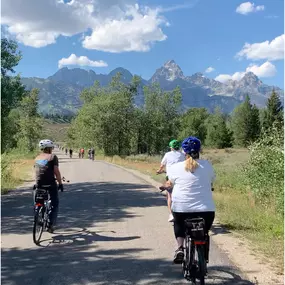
[
  {"xmin": 197, "ymin": 245, "xmax": 206, "ymax": 285},
  {"xmin": 33, "ymin": 207, "xmax": 44, "ymax": 245}
]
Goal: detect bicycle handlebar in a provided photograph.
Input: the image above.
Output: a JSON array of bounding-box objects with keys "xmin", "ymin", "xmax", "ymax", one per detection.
[{"xmin": 159, "ymin": 186, "xmax": 214, "ymax": 192}]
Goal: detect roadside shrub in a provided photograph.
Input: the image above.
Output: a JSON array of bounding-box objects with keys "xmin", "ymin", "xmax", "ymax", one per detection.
[
  {"xmin": 244, "ymin": 126, "xmax": 284, "ymax": 214},
  {"xmin": 1, "ymin": 154, "xmax": 14, "ymax": 193}
]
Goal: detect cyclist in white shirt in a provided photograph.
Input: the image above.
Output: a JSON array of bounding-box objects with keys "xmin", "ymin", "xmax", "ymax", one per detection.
[
  {"xmin": 157, "ymin": 140, "xmax": 185, "ymax": 222},
  {"xmin": 168, "ymin": 136, "xmax": 215, "ymax": 264}
]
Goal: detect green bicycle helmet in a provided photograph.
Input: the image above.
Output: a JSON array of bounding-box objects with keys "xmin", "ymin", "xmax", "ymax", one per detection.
[{"xmin": 169, "ymin": 139, "xmax": 180, "ymax": 150}]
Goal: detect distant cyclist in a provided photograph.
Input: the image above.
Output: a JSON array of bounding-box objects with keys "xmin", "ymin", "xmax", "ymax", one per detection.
[
  {"xmin": 34, "ymin": 139, "xmax": 63, "ymax": 233},
  {"xmin": 69, "ymin": 148, "xmax": 73, "ymax": 158},
  {"xmin": 157, "ymin": 140, "xmax": 185, "ymax": 222},
  {"xmin": 168, "ymin": 136, "xmax": 215, "ymax": 264},
  {"xmin": 91, "ymin": 147, "xmax": 95, "ymax": 161},
  {"xmin": 80, "ymin": 148, "xmax": 85, "ymax": 159}
]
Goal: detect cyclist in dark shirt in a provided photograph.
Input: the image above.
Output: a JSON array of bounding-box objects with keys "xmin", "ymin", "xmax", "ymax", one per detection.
[
  {"xmin": 35, "ymin": 139, "xmax": 63, "ymax": 233},
  {"xmin": 91, "ymin": 148, "xmax": 95, "ymax": 160}
]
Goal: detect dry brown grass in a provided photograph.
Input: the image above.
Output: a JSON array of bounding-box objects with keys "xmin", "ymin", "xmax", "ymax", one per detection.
[{"xmin": 1, "ymin": 152, "xmax": 37, "ymax": 194}]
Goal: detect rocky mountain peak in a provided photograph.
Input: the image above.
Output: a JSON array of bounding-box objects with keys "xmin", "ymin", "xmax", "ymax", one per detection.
[
  {"xmin": 150, "ymin": 59, "xmax": 184, "ymax": 82},
  {"xmin": 238, "ymin": 72, "xmax": 262, "ymax": 88}
]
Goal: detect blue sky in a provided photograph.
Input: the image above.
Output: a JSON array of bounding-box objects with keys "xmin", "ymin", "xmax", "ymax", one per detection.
[{"xmin": 2, "ymin": 0, "xmax": 284, "ymax": 88}]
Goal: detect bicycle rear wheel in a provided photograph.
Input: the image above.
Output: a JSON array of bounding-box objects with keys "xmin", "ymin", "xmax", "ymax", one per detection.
[
  {"xmin": 182, "ymin": 238, "xmax": 190, "ymax": 279},
  {"xmin": 197, "ymin": 245, "xmax": 206, "ymax": 285},
  {"xmin": 33, "ymin": 207, "xmax": 44, "ymax": 245}
]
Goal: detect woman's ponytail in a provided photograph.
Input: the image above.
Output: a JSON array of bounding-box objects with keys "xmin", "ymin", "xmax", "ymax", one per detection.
[{"xmin": 185, "ymin": 155, "xmax": 199, "ymax": 173}]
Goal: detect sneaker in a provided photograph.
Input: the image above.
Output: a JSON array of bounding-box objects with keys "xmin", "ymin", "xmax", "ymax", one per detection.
[
  {"xmin": 173, "ymin": 247, "xmax": 184, "ymax": 264},
  {"xmin": 168, "ymin": 213, "xmax": 174, "ymax": 222}
]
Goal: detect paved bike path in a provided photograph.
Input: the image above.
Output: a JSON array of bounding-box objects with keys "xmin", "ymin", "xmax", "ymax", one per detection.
[{"xmin": 1, "ymin": 152, "xmax": 254, "ymax": 285}]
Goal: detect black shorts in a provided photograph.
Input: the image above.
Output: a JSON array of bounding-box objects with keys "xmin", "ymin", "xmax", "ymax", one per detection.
[{"xmin": 172, "ymin": 211, "xmax": 215, "ymax": 238}]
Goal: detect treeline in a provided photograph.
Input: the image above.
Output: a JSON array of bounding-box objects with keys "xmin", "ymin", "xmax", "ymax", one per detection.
[
  {"xmin": 1, "ymin": 38, "xmax": 43, "ymax": 154},
  {"xmin": 67, "ymin": 74, "xmax": 283, "ymax": 155},
  {"xmin": 42, "ymin": 113, "xmax": 74, "ymax": 123}
]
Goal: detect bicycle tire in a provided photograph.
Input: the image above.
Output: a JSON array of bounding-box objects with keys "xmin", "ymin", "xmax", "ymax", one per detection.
[
  {"xmin": 197, "ymin": 245, "xmax": 206, "ymax": 285},
  {"xmin": 33, "ymin": 207, "xmax": 44, "ymax": 245},
  {"xmin": 182, "ymin": 237, "xmax": 190, "ymax": 279}
]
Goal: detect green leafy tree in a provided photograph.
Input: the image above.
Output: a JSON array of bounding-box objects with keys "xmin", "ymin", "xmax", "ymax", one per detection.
[
  {"xmin": 143, "ymin": 84, "xmax": 182, "ymax": 154},
  {"xmin": 1, "ymin": 39, "xmax": 26, "ymax": 152},
  {"xmin": 68, "ymin": 73, "xmax": 141, "ymax": 155},
  {"xmin": 15, "ymin": 89, "xmax": 43, "ymax": 151},
  {"xmin": 205, "ymin": 108, "xmax": 233, "ymax": 148},
  {"xmin": 179, "ymin": 108, "xmax": 209, "ymax": 143}
]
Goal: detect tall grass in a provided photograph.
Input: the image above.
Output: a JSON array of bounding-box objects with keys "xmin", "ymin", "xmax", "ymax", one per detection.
[{"xmin": 1, "ymin": 149, "xmax": 38, "ymax": 193}]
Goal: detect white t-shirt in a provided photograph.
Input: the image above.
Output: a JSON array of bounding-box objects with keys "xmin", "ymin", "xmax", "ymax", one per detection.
[
  {"xmin": 161, "ymin": 151, "xmax": 185, "ymax": 176},
  {"xmin": 168, "ymin": 159, "xmax": 216, "ymax": 213}
]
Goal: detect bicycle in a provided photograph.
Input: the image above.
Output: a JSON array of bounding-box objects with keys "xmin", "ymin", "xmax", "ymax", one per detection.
[
  {"xmin": 182, "ymin": 217, "xmax": 208, "ymax": 284},
  {"xmin": 32, "ymin": 177, "xmax": 70, "ymax": 245}
]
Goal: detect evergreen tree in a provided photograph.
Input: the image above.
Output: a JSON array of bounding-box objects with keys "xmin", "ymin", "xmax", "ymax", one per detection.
[
  {"xmin": 231, "ymin": 95, "xmax": 260, "ymax": 147},
  {"xmin": 251, "ymin": 104, "xmax": 261, "ymax": 141},
  {"xmin": 263, "ymin": 89, "xmax": 283, "ymax": 130}
]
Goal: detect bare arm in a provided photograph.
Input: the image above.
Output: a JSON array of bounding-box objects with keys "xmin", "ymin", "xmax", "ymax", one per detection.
[
  {"xmin": 53, "ymin": 155, "xmax": 62, "ymax": 185},
  {"xmin": 157, "ymin": 164, "xmax": 165, "ymax": 173},
  {"xmin": 157, "ymin": 154, "xmax": 167, "ymax": 173},
  {"xmin": 54, "ymin": 166, "xmax": 62, "ymax": 185}
]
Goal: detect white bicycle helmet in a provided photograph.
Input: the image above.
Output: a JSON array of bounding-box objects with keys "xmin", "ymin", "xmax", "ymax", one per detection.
[{"xmin": 39, "ymin": 139, "xmax": 54, "ymax": 150}]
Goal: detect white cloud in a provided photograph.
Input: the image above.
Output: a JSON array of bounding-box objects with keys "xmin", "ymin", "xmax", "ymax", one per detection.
[
  {"xmin": 58, "ymin": 54, "xmax": 108, "ymax": 68},
  {"xmin": 83, "ymin": 5, "xmax": 167, "ymax": 52},
  {"xmin": 215, "ymin": 72, "xmax": 245, "ymax": 83},
  {"xmin": 246, "ymin": 61, "xmax": 276, "ymax": 77},
  {"xmin": 1, "ymin": 0, "xmax": 169, "ymax": 52},
  {"xmin": 236, "ymin": 34, "xmax": 284, "ymax": 61},
  {"xmin": 236, "ymin": 2, "xmax": 265, "ymax": 15},
  {"xmin": 215, "ymin": 61, "xmax": 276, "ymax": 83},
  {"xmin": 205, "ymin": 67, "xmax": 215, "ymax": 73}
]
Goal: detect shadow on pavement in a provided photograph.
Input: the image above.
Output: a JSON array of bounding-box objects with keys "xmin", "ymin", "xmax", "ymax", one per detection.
[
  {"xmin": 1, "ymin": 181, "xmax": 164, "ymax": 235},
  {"xmin": 207, "ymin": 266, "xmax": 256, "ymax": 284},
  {"xmin": 1, "ymin": 245, "xmax": 255, "ymax": 285},
  {"xmin": 2, "ymin": 180, "xmax": 254, "ymax": 285}
]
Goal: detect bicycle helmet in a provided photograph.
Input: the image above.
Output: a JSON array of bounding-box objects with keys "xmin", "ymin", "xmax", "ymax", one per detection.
[
  {"xmin": 169, "ymin": 139, "xmax": 180, "ymax": 149},
  {"xmin": 39, "ymin": 139, "xmax": 54, "ymax": 150},
  {"xmin": 181, "ymin": 136, "xmax": 201, "ymax": 154}
]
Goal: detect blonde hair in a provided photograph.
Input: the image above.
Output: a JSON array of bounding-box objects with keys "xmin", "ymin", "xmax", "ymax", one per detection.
[{"xmin": 185, "ymin": 154, "xmax": 199, "ymax": 173}]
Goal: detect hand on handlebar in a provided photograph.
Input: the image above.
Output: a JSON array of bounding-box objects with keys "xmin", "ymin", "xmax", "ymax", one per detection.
[{"xmin": 58, "ymin": 184, "xmax": 64, "ymax": 192}]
